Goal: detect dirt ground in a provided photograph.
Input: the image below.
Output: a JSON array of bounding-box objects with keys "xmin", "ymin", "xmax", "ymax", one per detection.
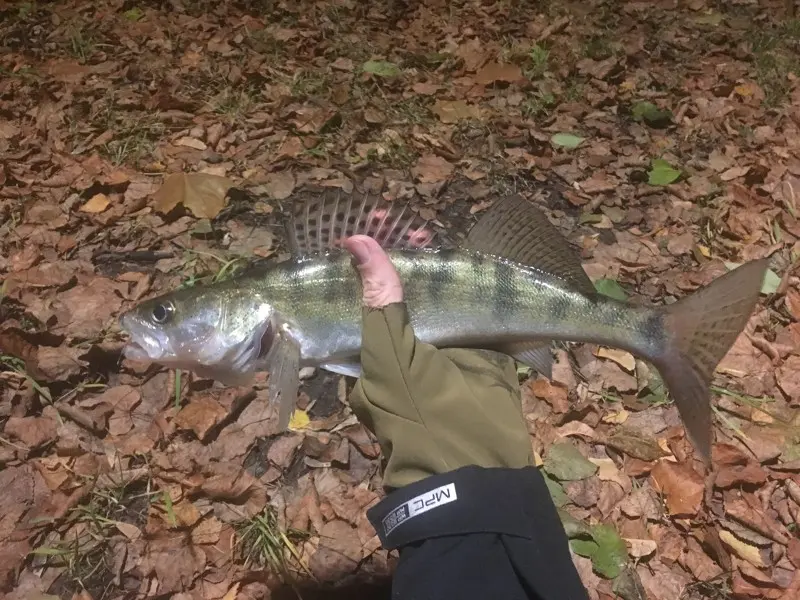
[{"xmin": 1, "ymin": 0, "xmax": 800, "ymax": 599}]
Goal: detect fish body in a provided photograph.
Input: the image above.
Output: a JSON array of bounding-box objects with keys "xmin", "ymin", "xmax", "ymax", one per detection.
[
  {"xmin": 235, "ymin": 248, "xmax": 659, "ymax": 366},
  {"xmin": 120, "ymin": 191, "xmax": 769, "ymax": 462}
]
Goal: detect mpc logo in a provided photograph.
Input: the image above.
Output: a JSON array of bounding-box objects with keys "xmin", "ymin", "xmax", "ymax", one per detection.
[{"xmin": 382, "ymin": 483, "xmax": 458, "ymax": 536}]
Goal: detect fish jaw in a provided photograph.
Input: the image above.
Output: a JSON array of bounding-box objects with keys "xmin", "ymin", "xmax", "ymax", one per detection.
[{"xmin": 120, "ymin": 311, "xmax": 172, "ymax": 362}]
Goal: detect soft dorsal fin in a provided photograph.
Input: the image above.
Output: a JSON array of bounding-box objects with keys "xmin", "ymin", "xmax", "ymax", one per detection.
[
  {"xmin": 287, "ymin": 188, "xmax": 446, "ymax": 256},
  {"xmin": 463, "ymin": 194, "xmax": 596, "ymax": 296}
]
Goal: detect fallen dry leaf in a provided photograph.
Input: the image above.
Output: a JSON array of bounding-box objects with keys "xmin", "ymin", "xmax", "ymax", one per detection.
[
  {"xmin": 262, "ymin": 170, "xmax": 296, "ymax": 200},
  {"xmin": 411, "ymin": 154, "xmax": 454, "ymax": 183},
  {"xmin": 79, "ymin": 193, "xmax": 111, "ymax": 213},
  {"xmin": 153, "ymin": 172, "xmax": 234, "ymax": 219},
  {"xmin": 650, "ymin": 460, "xmax": 704, "ymax": 517},
  {"xmin": 4, "ymin": 416, "xmax": 58, "ymax": 451},
  {"xmin": 595, "ymin": 347, "xmax": 635, "ymax": 371},
  {"xmin": 719, "ymin": 529, "xmax": 769, "ymax": 568},
  {"xmin": 474, "ymin": 62, "xmax": 524, "ymax": 85},
  {"xmin": 431, "ymin": 99, "xmax": 481, "ymax": 123},
  {"xmin": 174, "ymin": 395, "xmax": 228, "ymax": 440}
]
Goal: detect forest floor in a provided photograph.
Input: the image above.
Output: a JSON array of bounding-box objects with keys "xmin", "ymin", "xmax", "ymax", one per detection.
[{"xmin": 1, "ymin": 0, "xmax": 800, "ymax": 599}]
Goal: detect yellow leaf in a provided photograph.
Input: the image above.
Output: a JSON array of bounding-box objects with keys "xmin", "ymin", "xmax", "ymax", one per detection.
[
  {"xmin": 734, "ymin": 83, "xmax": 758, "ymax": 97},
  {"xmin": 596, "ymin": 347, "xmax": 636, "ymax": 372},
  {"xmin": 719, "ymin": 530, "xmax": 768, "ymax": 567},
  {"xmin": 80, "ymin": 193, "xmax": 111, "ymax": 213},
  {"xmin": 603, "ymin": 409, "xmax": 630, "ymax": 424},
  {"xmin": 222, "ymin": 582, "xmax": 241, "ymax": 600},
  {"xmin": 697, "ymin": 244, "xmax": 711, "ymax": 258},
  {"xmin": 288, "ymin": 409, "xmax": 310, "ymax": 431},
  {"xmin": 533, "ymin": 449, "xmax": 544, "ymax": 467}
]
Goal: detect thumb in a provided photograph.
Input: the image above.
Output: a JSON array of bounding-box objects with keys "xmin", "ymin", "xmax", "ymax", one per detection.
[{"xmin": 343, "ymin": 235, "xmax": 404, "ymax": 308}]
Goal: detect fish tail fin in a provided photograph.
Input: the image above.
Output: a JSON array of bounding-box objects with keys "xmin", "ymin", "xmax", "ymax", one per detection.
[{"xmin": 655, "ymin": 259, "xmax": 769, "ymax": 463}]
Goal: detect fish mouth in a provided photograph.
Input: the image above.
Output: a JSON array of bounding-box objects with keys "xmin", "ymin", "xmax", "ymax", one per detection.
[
  {"xmin": 122, "ymin": 340, "xmax": 151, "ymax": 361},
  {"xmin": 119, "ymin": 313, "xmax": 164, "ymax": 361}
]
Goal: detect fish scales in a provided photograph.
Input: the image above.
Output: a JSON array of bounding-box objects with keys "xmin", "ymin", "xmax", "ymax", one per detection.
[{"xmin": 244, "ymin": 249, "xmax": 661, "ymax": 365}]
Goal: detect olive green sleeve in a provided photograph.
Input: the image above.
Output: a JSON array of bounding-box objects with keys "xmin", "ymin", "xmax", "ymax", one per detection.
[{"xmin": 349, "ymin": 302, "xmax": 535, "ymax": 490}]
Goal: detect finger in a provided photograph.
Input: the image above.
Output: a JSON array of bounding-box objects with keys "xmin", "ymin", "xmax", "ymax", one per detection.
[{"xmin": 343, "ymin": 235, "xmax": 404, "ymax": 307}]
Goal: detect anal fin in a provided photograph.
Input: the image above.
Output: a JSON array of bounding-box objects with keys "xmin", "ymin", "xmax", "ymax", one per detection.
[
  {"xmin": 492, "ymin": 341, "xmax": 554, "ymax": 379},
  {"xmin": 463, "ymin": 194, "xmax": 596, "ymax": 296}
]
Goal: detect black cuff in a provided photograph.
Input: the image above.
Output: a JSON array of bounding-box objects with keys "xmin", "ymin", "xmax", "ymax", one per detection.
[{"xmin": 367, "ymin": 464, "xmax": 555, "ymax": 550}]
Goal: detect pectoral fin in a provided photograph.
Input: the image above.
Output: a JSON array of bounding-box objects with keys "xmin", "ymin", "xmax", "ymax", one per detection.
[
  {"xmin": 263, "ymin": 328, "xmax": 301, "ymax": 430},
  {"xmin": 321, "ymin": 361, "xmax": 363, "ymax": 378}
]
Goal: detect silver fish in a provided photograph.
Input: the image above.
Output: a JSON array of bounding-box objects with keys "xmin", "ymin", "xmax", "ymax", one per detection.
[{"xmin": 119, "ymin": 191, "xmax": 769, "ymax": 461}]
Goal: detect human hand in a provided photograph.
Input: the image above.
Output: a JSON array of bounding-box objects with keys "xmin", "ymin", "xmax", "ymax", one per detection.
[{"xmin": 342, "ymin": 235, "xmax": 535, "ymax": 491}]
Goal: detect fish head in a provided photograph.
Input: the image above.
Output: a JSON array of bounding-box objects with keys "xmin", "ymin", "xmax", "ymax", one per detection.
[{"xmin": 119, "ymin": 285, "xmax": 274, "ymax": 384}]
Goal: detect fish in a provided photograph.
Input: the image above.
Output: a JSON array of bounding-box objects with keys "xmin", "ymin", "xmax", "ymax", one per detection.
[{"xmin": 119, "ymin": 190, "xmax": 769, "ymax": 462}]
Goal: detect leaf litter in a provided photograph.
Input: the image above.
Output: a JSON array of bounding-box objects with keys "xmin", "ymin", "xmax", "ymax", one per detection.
[{"xmin": 2, "ymin": 0, "xmax": 800, "ymax": 598}]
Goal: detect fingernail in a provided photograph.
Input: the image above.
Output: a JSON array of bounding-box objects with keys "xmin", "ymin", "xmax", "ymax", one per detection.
[{"xmin": 347, "ymin": 238, "xmax": 371, "ymax": 266}]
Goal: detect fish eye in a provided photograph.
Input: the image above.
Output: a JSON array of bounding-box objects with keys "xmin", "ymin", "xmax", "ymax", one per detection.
[{"xmin": 151, "ymin": 302, "xmax": 174, "ymax": 324}]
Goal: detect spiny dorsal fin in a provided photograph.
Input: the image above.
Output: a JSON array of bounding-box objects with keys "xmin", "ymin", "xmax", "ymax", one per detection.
[
  {"xmin": 463, "ymin": 194, "xmax": 596, "ymax": 296},
  {"xmin": 287, "ymin": 188, "xmax": 446, "ymax": 256}
]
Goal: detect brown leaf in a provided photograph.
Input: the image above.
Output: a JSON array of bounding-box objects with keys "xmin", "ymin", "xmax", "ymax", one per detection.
[
  {"xmin": 4, "ymin": 416, "xmax": 58, "ymax": 450},
  {"xmin": 176, "ymin": 136, "xmax": 207, "ymax": 150},
  {"xmin": 267, "ymin": 433, "xmax": 303, "ymax": 467},
  {"xmin": 310, "ymin": 520, "xmax": 362, "ymax": 583},
  {"xmin": 79, "ymin": 193, "xmax": 111, "ymax": 213},
  {"xmin": 619, "ymin": 485, "xmax": 661, "ymax": 519},
  {"xmin": 724, "ymin": 492, "xmax": 789, "ymax": 544},
  {"xmin": 412, "ymin": 82, "xmax": 441, "ymax": 95},
  {"xmin": 262, "ymin": 171, "xmax": 295, "ymax": 200},
  {"xmin": 174, "ymin": 395, "xmax": 228, "ymax": 440},
  {"xmin": 474, "ymin": 62, "xmax": 524, "ymax": 85},
  {"xmin": 638, "ymin": 559, "xmax": 691, "ymax": 600},
  {"xmin": 788, "ymin": 538, "xmax": 800, "ymax": 568},
  {"xmin": 9, "ymin": 246, "xmax": 40, "ymax": 272},
  {"xmin": 715, "ymin": 463, "xmax": 768, "ymax": 488},
  {"xmin": 580, "ymin": 172, "xmax": 618, "ymax": 194},
  {"xmin": 52, "ymin": 278, "xmax": 124, "ymax": 338},
  {"xmin": 431, "ymin": 100, "xmax": 481, "ymax": 123},
  {"xmin": 650, "ymin": 460, "xmax": 704, "ymax": 517},
  {"xmin": 142, "ymin": 534, "xmax": 206, "ymax": 593},
  {"xmin": 785, "ymin": 288, "xmax": 800, "ymax": 320},
  {"xmin": 36, "ymin": 345, "xmax": 87, "ymax": 380},
  {"xmin": 712, "ymin": 443, "xmax": 750, "ymax": 466},
  {"xmin": 625, "ymin": 538, "xmax": 657, "ymax": 559},
  {"xmin": 102, "ymin": 386, "xmax": 142, "ymax": 436},
  {"xmin": 581, "ymin": 359, "xmax": 638, "ymax": 393},
  {"xmin": 153, "ymin": 172, "xmax": 234, "ymax": 219},
  {"xmin": 777, "ymin": 355, "xmax": 800, "ymax": 400},
  {"xmin": 605, "ymin": 426, "xmax": 668, "ymax": 461},
  {"xmin": 667, "ymin": 232, "xmax": 694, "ymax": 256},
  {"xmin": 720, "ymin": 165, "xmax": 751, "ymax": 181},
  {"xmin": 411, "ymin": 154, "xmax": 454, "ymax": 183},
  {"xmin": 192, "ymin": 515, "xmax": 223, "ymax": 545},
  {"xmin": 680, "ymin": 537, "xmax": 723, "ymax": 580},
  {"xmin": 530, "ymin": 378, "xmax": 569, "ymax": 413},
  {"xmin": 456, "ymin": 37, "xmax": 485, "ymax": 72}
]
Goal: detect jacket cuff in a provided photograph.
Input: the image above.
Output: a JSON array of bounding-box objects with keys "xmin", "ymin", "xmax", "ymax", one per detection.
[{"xmin": 366, "ymin": 464, "xmax": 555, "ymax": 550}]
